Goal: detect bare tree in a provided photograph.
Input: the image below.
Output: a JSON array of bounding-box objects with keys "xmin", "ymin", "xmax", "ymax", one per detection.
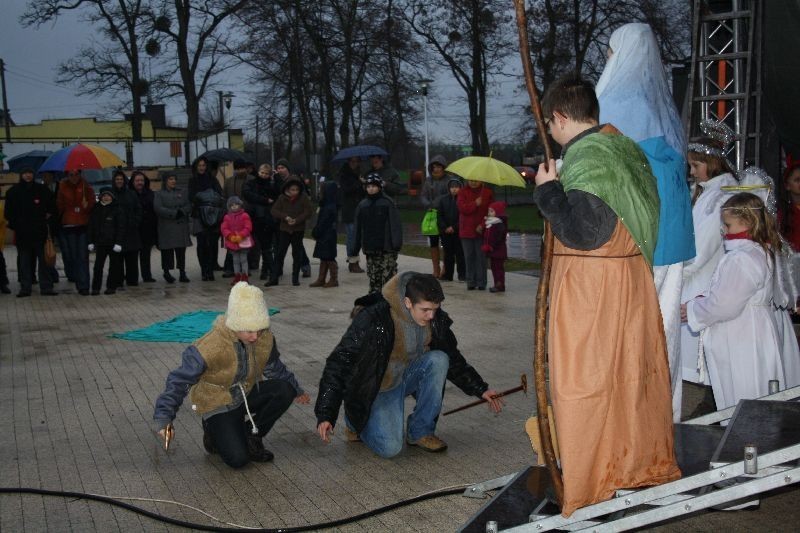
[
  {"xmin": 401, "ymin": 0, "xmax": 512, "ymax": 155},
  {"xmin": 526, "ymin": 0, "xmax": 690, "ymax": 87},
  {"xmin": 20, "ymin": 0, "xmax": 163, "ymax": 141},
  {"xmin": 150, "ymin": 0, "xmax": 249, "ymax": 162}
]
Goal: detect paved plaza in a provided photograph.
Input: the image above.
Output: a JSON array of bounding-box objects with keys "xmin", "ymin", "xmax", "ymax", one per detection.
[{"xmin": 1, "ymin": 242, "xmax": 798, "ymax": 531}]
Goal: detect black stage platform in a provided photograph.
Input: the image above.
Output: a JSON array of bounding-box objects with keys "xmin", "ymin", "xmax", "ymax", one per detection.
[
  {"xmin": 461, "ymin": 399, "xmax": 800, "ymax": 532},
  {"xmin": 459, "ymin": 423, "xmax": 726, "ymax": 532}
]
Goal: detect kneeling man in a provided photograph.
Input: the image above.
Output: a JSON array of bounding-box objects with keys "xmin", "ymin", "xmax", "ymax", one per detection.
[{"xmin": 315, "ymin": 272, "xmax": 502, "ymax": 457}]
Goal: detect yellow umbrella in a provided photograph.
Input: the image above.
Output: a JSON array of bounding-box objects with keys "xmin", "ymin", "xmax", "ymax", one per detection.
[{"xmin": 445, "ymin": 155, "xmax": 527, "ymax": 188}]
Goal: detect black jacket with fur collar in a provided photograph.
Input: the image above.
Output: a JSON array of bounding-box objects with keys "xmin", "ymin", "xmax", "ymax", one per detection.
[{"xmin": 314, "ymin": 284, "xmax": 489, "ymax": 432}]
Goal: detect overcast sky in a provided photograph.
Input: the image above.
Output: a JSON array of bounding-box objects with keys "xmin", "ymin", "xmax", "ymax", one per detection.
[{"xmin": 1, "ymin": 0, "xmax": 531, "ymax": 147}]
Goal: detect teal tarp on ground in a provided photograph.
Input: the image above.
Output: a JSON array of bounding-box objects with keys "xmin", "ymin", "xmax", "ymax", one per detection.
[{"xmin": 109, "ymin": 309, "xmax": 280, "ymax": 343}]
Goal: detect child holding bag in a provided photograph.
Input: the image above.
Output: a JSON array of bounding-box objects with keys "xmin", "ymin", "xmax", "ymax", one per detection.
[{"xmin": 221, "ymin": 196, "xmax": 253, "ymax": 285}]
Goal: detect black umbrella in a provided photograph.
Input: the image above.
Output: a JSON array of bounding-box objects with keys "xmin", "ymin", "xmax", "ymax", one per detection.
[
  {"xmin": 199, "ymin": 148, "xmax": 252, "ymax": 163},
  {"xmin": 331, "ymin": 145, "xmax": 388, "ymax": 163},
  {"xmin": 7, "ymin": 150, "xmax": 54, "ymax": 173}
]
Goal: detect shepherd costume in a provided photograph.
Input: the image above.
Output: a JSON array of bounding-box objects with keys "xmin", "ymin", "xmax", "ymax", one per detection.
[
  {"xmin": 533, "ymin": 124, "xmax": 681, "ymax": 516},
  {"xmin": 597, "ymin": 23, "xmax": 696, "ymax": 421}
]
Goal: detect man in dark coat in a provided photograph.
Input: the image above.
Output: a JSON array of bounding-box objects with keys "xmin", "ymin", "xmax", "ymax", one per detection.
[
  {"xmin": 4, "ymin": 167, "xmax": 57, "ymax": 297},
  {"xmin": 337, "ymin": 156, "xmax": 365, "ymax": 273},
  {"xmin": 315, "ymin": 272, "xmax": 503, "ymax": 457},
  {"xmin": 130, "ymin": 171, "xmax": 158, "ymax": 282},
  {"xmin": 111, "ymin": 171, "xmax": 142, "ymax": 286},
  {"xmin": 368, "ymin": 154, "xmax": 407, "ymax": 198},
  {"xmin": 242, "ymin": 163, "xmax": 280, "ymax": 280}
]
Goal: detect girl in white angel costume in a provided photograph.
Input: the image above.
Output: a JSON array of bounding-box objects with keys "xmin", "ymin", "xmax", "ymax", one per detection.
[{"xmin": 682, "ymin": 191, "xmax": 800, "ymax": 409}]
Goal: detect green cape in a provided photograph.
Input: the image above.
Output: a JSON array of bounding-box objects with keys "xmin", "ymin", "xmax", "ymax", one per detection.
[{"xmin": 560, "ymin": 129, "xmax": 660, "ymax": 265}]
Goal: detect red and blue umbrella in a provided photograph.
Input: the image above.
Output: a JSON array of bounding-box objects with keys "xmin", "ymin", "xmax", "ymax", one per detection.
[{"xmin": 39, "ymin": 143, "xmax": 124, "ymax": 172}]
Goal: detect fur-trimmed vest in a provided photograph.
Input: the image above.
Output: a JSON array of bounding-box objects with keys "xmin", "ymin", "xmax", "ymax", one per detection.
[
  {"xmin": 380, "ymin": 275, "xmax": 432, "ymax": 390},
  {"xmin": 188, "ymin": 316, "xmax": 274, "ymax": 414}
]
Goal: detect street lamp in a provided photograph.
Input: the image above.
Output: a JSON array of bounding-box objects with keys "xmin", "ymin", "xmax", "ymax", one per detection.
[
  {"xmin": 419, "ymin": 78, "xmax": 433, "ymax": 174},
  {"xmin": 217, "ymin": 91, "xmax": 235, "ymax": 129}
]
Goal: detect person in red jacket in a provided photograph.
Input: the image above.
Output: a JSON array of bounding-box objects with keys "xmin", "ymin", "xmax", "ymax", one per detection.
[
  {"xmin": 457, "ymin": 180, "xmax": 494, "ymax": 290},
  {"xmin": 56, "ymin": 169, "xmax": 96, "ymax": 295}
]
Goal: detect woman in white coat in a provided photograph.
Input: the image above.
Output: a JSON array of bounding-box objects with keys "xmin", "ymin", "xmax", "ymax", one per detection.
[
  {"xmin": 680, "ymin": 123, "xmax": 738, "ymax": 387},
  {"xmin": 683, "ymin": 193, "xmax": 788, "ymax": 409}
]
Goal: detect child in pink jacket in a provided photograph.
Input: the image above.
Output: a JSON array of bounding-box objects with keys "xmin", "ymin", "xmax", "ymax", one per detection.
[{"xmin": 221, "ymin": 196, "xmax": 253, "ymax": 285}]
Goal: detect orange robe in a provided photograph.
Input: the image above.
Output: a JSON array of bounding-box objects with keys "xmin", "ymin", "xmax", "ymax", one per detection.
[{"xmin": 549, "ymin": 220, "xmax": 681, "ymax": 516}]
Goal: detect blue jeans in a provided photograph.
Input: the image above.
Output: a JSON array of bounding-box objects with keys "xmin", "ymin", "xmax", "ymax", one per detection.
[
  {"xmin": 345, "ymin": 222, "xmax": 357, "ymax": 260},
  {"xmin": 62, "ymin": 227, "xmax": 90, "ymax": 291},
  {"xmin": 348, "ymin": 350, "xmax": 449, "ymax": 458}
]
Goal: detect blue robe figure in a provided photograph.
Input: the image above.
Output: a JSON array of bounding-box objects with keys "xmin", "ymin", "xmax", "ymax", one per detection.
[{"xmin": 597, "ymin": 22, "xmax": 696, "ymax": 421}]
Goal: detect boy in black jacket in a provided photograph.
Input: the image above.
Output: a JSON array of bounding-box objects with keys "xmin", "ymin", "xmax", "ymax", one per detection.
[
  {"xmin": 353, "ymin": 173, "xmax": 403, "ymax": 293},
  {"xmin": 88, "ymin": 188, "xmax": 125, "ymax": 295},
  {"xmin": 436, "ymin": 178, "xmax": 466, "ymax": 282}
]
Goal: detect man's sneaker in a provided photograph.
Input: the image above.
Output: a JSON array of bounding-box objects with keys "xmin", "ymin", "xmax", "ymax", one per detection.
[
  {"xmin": 407, "ymin": 434, "xmax": 448, "ymax": 452},
  {"xmin": 344, "ymin": 427, "xmax": 361, "ymax": 442},
  {"xmin": 246, "ymin": 435, "xmax": 274, "ymax": 462}
]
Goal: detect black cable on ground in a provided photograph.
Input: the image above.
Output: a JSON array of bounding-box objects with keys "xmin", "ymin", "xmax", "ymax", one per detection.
[{"xmin": 0, "ymin": 485, "xmax": 468, "ymax": 532}]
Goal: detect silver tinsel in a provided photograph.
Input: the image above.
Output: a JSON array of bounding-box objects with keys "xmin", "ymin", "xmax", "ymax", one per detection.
[
  {"xmin": 688, "ymin": 119, "xmax": 737, "ymax": 163},
  {"xmin": 723, "ymin": 166, "xmax": 800, "ymax": 307},
  {"xmin": 699, "ymin": 119, "xmax": 736, "ymax": 146}
]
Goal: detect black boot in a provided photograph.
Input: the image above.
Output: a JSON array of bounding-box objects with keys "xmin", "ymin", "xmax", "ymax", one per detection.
[
  {"xmin": 291, "ymin": 269, "xmax": 300, "ymax": 286},
  {"xmin": 246, "ymin": 435, "xmax": 274, "ymax": 462},
  {"xmin": 260, "ymin": 268, "xmax": 270, "ymax": 280},
  {"xmin": 179, "ymin": 271, "xmax": 190, "ymax": 283},
  {"xmin": 163, "ymin": 270, "xmax": 176, "ymax": 284},
  {"xmin": 202, "ymin": 421, "xmax": 216, "ymax": 454}
]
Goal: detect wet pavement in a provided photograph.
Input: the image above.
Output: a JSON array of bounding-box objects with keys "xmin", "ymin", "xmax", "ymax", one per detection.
[{"xmin": 402, "ymin": 222, "xmax": 542, "ymax": 262}]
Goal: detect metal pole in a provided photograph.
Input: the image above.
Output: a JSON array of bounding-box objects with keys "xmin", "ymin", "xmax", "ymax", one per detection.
[
  {"xmin": 270, "ymin": 117, "xmax": 275, "ymax": 169},
  {"xmin": 255, "ymin": 115, "xmax": 260, "ymax": 164},
  {"xmin": 423, "ymin": 85, "xmax": 430, "ymax": 174},
  {"xmin": 0, "ymin": 58, "xmax": 11, "ymax": 142},
  {"xmin": 217, "ymin": 90, "xmax": 224, "ymax": 130}
]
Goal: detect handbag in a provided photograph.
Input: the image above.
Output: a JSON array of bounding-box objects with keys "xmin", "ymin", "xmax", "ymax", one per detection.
[
  {"xmin": 44, "ymin": 230, "xmax": 57, "ymax": 267},
  {"xmin": 238, "ymin": 235, "xmax": 254, "ymax": 249},
  {"xmin": 421, "ymin": 209, "xmax": 439, "ymax": 236}
]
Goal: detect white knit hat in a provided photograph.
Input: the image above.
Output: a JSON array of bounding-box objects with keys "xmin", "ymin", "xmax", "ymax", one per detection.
[{"xmin": 225, "ymin": 282, "xmax": 270, "ymax": 331}]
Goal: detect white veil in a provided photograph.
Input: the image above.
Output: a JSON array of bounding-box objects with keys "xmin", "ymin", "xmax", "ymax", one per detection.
[{"xmin": 596, "ymin": 23, "xmax": 686, "ymax": 156}]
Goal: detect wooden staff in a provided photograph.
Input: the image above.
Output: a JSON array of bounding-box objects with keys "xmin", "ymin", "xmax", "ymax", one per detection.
[
  {"xmin": 442, "ymin": 374, "xmax": 527, "ymax": 416},
  {"xmin": 512, "ymin": 0, "xmax": 564, "ymax": 506}
]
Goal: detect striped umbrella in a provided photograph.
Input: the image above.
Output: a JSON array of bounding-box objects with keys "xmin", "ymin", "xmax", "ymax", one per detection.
[{"xmin": 39, "ymin": 143, "xmax": 124, "ymax": 172}]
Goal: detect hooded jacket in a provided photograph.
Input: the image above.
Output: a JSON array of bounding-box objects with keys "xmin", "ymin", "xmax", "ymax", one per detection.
[
  {"xmin": 270, "ymin": 178, "xmax": 313, "ymax": 233},
  {"xmin": 312, "ymin": 181, "xmax": 339, "ymax": 260},
  {"xmin": 353, "ymin": 189, "xmax": 402, "ymax": 255},
  {"xmin": 131, "ymin": 174, "xmax": 157, "ymax": 245},
  {"xmin": 4, "ymin": 176, "xmax": 56, "ymax": 245},
  {"xmin": 221, "ymin": 207, "xmax": 253, "ymax": 251},
  {"xmin": 436, "ymin": 178, "xmax": 463, "ymax": 235},
  {"xmin": 112, "ymin": 177, "xmax": 142, "ymax": 251},
  {"xmin": 242, "ymin": 173, "xmax": 280, "ymax": 225},
  {"xmin": 88, "ymin": 192, "xmax": 125, "ymax": 247},
  {"xmin": 314, "ymin": 272, "xmax": 489, "ymax": 432},
  {"xmin": 482, "ymin": 201, "xmax": 508, "ymax": 259},
  {"xmin": 420, "ymin": 154, "xmax": 451, "ymax": 209}
]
